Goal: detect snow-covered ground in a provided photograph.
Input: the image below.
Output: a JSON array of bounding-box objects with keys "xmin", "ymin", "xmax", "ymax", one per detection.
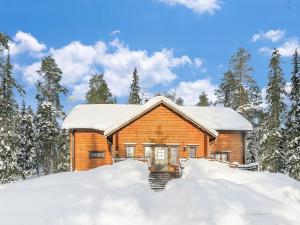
[{"xmin": 0, "ymin": 159, "xmax": 299, "ymax": 225}]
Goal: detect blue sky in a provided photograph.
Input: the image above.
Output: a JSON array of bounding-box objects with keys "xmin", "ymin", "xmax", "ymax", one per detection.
[{"xmin": 1, "ymin": 0, "xmax": 299, "ymax": 112}]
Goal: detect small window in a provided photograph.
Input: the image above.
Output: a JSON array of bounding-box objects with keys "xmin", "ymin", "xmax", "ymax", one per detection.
[
  {"xmin": 189, "ymin": 146, "xmax": 197, "ymax": 158},
  {"xmin": 144, "ymin": 146, "xmax": 152, "ymax": 158},
  {"xmin": 211, "ymin": 152, "xmax": 229, "ymax": 162},
  {"xmin": 126, "ymin": 146, "xmax": 135, "ymax": 158},
  {"xmin": 170, "ymin": 146, "xmax": 178, "ymax": 164},
  {"xmin": 89, "ymin": 151, "xmax": 105, "ymax": 159},
  {"xmin": 221, "ymin": 153, "xmax": 228, "ymax": 161}
]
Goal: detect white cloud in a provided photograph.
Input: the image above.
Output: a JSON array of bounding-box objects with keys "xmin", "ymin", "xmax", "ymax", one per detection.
[
  {"xmin": 18, "ymin": 32, "xmax": 198, "ymax": 101},
  {"xmin": 251, "ymin": 29, "xmax": 285, "ymax": 43},
  {"xmin": 277, "ymin": 38, "xmax": 300, "ymax": 57},
  {"xmin": 9, "ymin": 31, "xmax": 46, "ymax": 56},
  {"xmin": 159, "ymin": 0, "xmax": 221, "ymax": 15},
  {"xmin": 23, "ymin": 62, "xmax": 41, "ymax": 84},
  {"xmin": 110, "ymin": 30, "xmax": 121, "ymax": 36},
  {"xmin": 99, "ymin": 43, "xmax": 191, "ymax": 97},
  {"xmin": 258, "ymin": 38, "xmax": 300, "ymax": 57},
  {"xmin": 173, "ymin": 78, "xmax": 217, "ymax": 105},
  {"xmin": 49, "ymin": 41, "xmax": 106, "ymax": 86}
]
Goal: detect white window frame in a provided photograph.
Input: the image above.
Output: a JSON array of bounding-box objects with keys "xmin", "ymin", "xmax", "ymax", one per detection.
[
  {"xmin": 188, "ymin": 145, "xmax": 197, "ymax": 158},
  {"xmin": 126, "ymin": 145, "xmax": 135, "ymax": 158},
  {"xmin": 144, "ymin": 146, "xmax": 152, "ymax": 158},
  {"xmin": 170, "ymin": 146, "xmax": 178, "ymax": 165}
]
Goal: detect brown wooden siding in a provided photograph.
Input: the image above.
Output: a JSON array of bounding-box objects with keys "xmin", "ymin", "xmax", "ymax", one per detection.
[
  {"xmin": 112, "ymin": 104, "xmax": 210, "ymax": 162},
  {"xmin": 72, "ymin": 130, "xmax": 112, "ymax": 170},
  {"xmin": 70, "ymin": 104, "xmax": 246, "ymax": 171},
  {"xmin": 210, "ymin": 131, "xmax": 245, "ymax": 164}
]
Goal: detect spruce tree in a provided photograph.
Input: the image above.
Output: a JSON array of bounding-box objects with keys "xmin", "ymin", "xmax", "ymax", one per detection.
[
  {"xmin": 0, "ymin": 33, "xmax": 24, "ymax": 183},
  {"xmin": 128, "ymin": 68, "xmax": 142, "ymax": 104},
  {"xmin": 35, "ymin": 56, "xmax": 69, "ymax": 175},
  {"xmin": 261, "ymin": 49, "xmax": 286, "ymax": 173},
  {"xmin": 85, "ymin": 74, "xmax": 114, "ymax": 104},
  {"xmin": 285, "ymin": 49, "xmax": 300, "ymax": 180},
  {"xmin": 17, "ymin": 101, "xmax": 37, "ymax": 176},
  {"xmin": 197, "ymin": 91, "xmax": 211, "ymax": 106}
]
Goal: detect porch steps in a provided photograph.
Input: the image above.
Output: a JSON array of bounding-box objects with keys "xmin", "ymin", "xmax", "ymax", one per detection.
[{"xmin": 149, "ymin": 172, "xmax": 181, "ymax": 191}]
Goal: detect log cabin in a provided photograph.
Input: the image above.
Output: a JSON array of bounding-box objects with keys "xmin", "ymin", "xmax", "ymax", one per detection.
[{"xmin": 62, "ymin": 96, "xmax": 253, "ymax": 172}]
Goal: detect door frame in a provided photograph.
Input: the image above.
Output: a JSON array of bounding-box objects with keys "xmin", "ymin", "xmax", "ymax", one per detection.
[{"xmin": 153, "ymin": 145, "xmax": 169, "ymax": 172}]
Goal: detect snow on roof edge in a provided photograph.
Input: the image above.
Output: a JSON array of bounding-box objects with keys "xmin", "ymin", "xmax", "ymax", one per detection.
[{"xmin": 62, "ymin": 97, "xmax": 253, "ymax": 133}]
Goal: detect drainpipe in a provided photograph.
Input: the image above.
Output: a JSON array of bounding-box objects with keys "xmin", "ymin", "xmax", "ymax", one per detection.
[{"xmin": 71, "ymin": 129, "xmax": 75, "ymax": 171}]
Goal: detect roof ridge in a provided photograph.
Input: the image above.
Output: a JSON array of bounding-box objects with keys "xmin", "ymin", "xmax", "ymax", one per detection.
[{"xmin": 104, "ymin": 96, "xmax": 218, "ymax": 137}]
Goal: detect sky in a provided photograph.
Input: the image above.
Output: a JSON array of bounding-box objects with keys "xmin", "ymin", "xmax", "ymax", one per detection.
[{"xmin": 1, "ymin": 0, "xmax": 299, "ymax": 112}]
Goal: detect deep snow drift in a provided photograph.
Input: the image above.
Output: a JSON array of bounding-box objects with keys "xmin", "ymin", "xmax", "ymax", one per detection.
[{"xmin": 0, "ymin": 159, "xmax": 299, "ymax": 225}]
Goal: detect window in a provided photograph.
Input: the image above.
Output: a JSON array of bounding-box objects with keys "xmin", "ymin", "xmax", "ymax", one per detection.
[
  {"xmin": 126, "ymin": 146, "xmax": 135, "ymax": 158},
  {"xmin": 211, "ymin": 152, "xmax": 229, "ymax": 162},
  {"xmin": 170, "ymin": 146, "xmax": 178, "ymax": 164},
  {"xmin": 157, "ymin": 149, "xmax": 165, "ymax": 159},
  {"xmin": 144, "ymin": 146, "xmax": 152, "ymax": 158},
  {"xmin": 89, "ymin": 151, "xmax": 105, "ymax": 159},
  {"xmin": 189, "ymin": 146, "xmax": 197, "ymax": 158}
]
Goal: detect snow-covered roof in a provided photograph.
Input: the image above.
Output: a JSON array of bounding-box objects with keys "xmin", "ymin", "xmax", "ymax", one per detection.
[
  {"xmin": 104, "ymin": 96, "xmax": 218, "ymax": 137},
  {"xmin": 62, "ymin": 96, "xmax": 253, "ymax": 136}
]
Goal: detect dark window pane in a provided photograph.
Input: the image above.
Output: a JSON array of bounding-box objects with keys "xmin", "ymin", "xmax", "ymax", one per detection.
[
  {"xmin": 90, "ymin": 151, "xmax": 105, "ymax": 158},
  {"xmin": 189, "ymin": 146, "xmax": 196, "ymax": 158}
]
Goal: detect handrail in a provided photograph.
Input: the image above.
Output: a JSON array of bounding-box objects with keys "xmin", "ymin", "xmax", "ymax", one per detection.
[{"xmin": 113, "ymin": 157, "xmax": 151, "ymax": 168}]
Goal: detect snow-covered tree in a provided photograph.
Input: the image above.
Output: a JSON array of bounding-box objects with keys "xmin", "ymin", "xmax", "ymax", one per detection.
[
  {"xmin": 246, "ymin": 110, "xmax": 265, "ymax": 163},
  {"xmin": 260, "ymin": 49, "xmax": 286, "ymax": 173},
  {"xmin": 17, "ymin": 101, "xmax": 37, "ymax": 176},
  {"xmin": 216, "ymin": 48, "xmax": 262, "ymax": 163},
  {"xmin": 0, "ymin": 33, "xmax": 24, "ymax": 183},
  {"xmin": 35, "ymin": 56, "xmax": 69, "ymax": 175},
  {"xmin": 285, "ymin": 49, "xmax": 300, "ymax": 180},
  {"xmin": 128, "ymin": 68, "xmax": 142, "ymax": 104},
  {"xmin": 162, "ymin": 91, "xmax": 184, "ymax": 105}
]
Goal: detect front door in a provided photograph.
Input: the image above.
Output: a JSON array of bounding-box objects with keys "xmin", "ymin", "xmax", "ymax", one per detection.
[{"xmin": 154, "ymin": 147, "xmax": 169, "ymax": 172}]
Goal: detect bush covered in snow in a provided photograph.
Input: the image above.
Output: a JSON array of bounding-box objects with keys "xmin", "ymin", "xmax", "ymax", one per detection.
[{"xmin": 0, "ymin": 159, "xmax": 299, "ymax": 225}]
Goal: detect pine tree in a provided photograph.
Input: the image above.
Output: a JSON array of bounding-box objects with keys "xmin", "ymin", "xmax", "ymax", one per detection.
[
  {"xmin": 197, "ymin": 91, "xmax": 211, "ymax": 106},
  {"xmin": 163, "ymin": 91, "xmax": 184, "ymax": 105},
  {"xmin": 0, "ymin": 33, "xmax": 24, "ymax": 183},
  {"xmin": 128, "ymin": 68, "xmax": 142, "ymax": 104},
  {"xmin": 176, "ymin": 97, "xmax": 184, "ymax": 106},
  {"xmin": 260, "ymin": 49, "xmax": 286, "ymax": 173},
  {"xmin": 17, "ymin": 101, "xmax": 37, "ymax": 176},
  {"xmin": 216, "ymin": 48, "xmax": 263, "ymax": 163},
  {"xmin": 86, "ymin": 74, "xmax": 114, "ymax": 104},
  {"xmin": 285, "ymin": 49, "xmax": 300, "ymax": 180},
  {"xmin": 215, "ymin": 70, "xmax": 237, "ymax": 107},
  {"xmin": 35, "ymin": 56, "xmax": 69, "ymax": 175}
]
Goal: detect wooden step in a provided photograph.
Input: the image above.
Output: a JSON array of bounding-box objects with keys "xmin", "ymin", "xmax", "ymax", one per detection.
[{"xmin": 149, "ymin": 172, "xmax": 181, "ymax": 191}]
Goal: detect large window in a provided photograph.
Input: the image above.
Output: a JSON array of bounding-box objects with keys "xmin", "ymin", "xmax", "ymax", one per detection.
[
  {"xmin": 189, "ymin": 146, "xmax": 197, "ymax": 158},
  {"xmin": 170, "ymin": 146, "xmax": 178, "ymax": 164},
  {"xmin": 211, "ymin": 152, "xmax": 229, "ymax": 162},
  {"xmin": 126, "ymin": 146, "xmax": 135, "ymax": 158}
]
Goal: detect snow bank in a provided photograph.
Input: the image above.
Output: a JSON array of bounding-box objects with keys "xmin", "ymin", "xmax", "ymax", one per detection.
[{"xmin": 0, "ymin": 159, "xmax": 299, "ymax": 225}]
